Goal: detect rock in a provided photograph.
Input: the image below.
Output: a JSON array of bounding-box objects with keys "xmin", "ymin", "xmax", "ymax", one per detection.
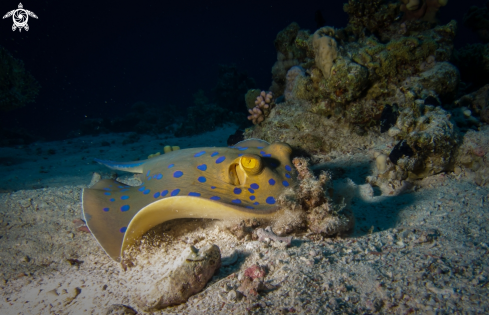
[
  {"xmin": 105, "ymin": 304, "xmax": 137, "ymax": 315},
  {"xmin": 63, "ymin": 287, "xmax": 81, "ymax": 306},
  {"xmin": 135, "ymin": 244, "xmax": 221, "ymax": 311}
]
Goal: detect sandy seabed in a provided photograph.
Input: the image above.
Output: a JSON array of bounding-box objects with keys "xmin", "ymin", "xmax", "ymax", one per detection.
[{"xmin": 0, "ymin": 124, "xmax": 488, "ymax": 314}]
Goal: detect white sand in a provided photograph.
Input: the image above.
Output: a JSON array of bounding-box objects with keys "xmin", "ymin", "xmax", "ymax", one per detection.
[{"xmin": 0, "ymin": 124, "xmax": 488, "ymax": 314}]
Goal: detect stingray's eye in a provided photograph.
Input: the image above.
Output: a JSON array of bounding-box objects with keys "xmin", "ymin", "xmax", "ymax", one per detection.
[{"xmin": 240, "ymin": 154, "xmax": 263, "ymax": 176}]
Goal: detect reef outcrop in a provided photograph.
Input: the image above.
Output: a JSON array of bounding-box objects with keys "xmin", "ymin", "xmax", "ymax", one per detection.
[{"xmin": 245, "ymin": 0, "xmax": 487, "ymax": 188}]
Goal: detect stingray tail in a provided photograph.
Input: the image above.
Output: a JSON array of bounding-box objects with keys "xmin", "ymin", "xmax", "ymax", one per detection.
[{"xmin": 94, "ymin": 158, "xmax": 148, "ymax": 173}]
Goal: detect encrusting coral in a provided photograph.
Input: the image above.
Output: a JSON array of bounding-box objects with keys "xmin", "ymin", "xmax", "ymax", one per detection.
[{"xmin": 247, "ymin": 91, "xmax": 274, "ymax": 125}]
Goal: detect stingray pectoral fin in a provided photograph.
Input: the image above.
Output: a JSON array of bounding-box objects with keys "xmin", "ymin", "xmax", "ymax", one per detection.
[
  {"xmin": 121, "ymin": 196, "xmax": 282, "ymax": 259},
  {"xmin": 82, "ymin": 179, "xmax": 141, "ymax": 261},
  {"xmin": 94, "ymin": 158, "xmax": 148, "ymax": 173}
]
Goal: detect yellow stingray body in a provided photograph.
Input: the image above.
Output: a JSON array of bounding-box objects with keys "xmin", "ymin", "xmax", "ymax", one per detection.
[{"xmin": 82, "ymin": 139, "xmax": 296, "ymax": 262}]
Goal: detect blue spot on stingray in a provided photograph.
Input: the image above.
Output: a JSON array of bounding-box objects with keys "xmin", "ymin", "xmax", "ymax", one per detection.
[
  {"xmin": 233, "ymin": 188, "xmax": 242, "ymax": 195},
  {"xmin": 121, "ymin": 205, "xmax": 130, "ymax": 212},
  {"xmin": 110, "ymin": 198, "xmax": 115, "ymax": 202},
  {"xmin": 260, "ymin": 151, "xmax": 272, "ymax": 157},
  {"xmin": 120, "ymin": 189, "xmax": 129, "ymax": 192},
  {"xmin": 188, "ymin": 192, "xmax": 201, "ymax": 197},
  {"xmin": 152, "ymin": 175, "xmax": 157, "ymax": 179},
  {"xmin": 147, "ymin": 177, "xmax": 151, "ymax": 181},
  {"xmin": 104, "ymin": 192, "xmax": 111, "ymax": 196},
  {"xmin": 211, "ymin": 151, "xmax": 219, "ymax": 157},
  {"xmin": 211, "ymin": 186, "xmax": 216, "ymax": 189},
  {"xmin": 250, "ymin": 195, "xmax": 256, "ymax": 200},
  {"xmin": 210, "ymin": 196, "xmax": 220, "ymax": 200},
  {"xmin": 120, "ymin": 227, "xmax": 127, "ymax": 233},
  {"xmin": 266, "ymin": 197, "xmax": 276, "ymax": 204},
  {"xmin": 215, "ymin": 156, "xmax": 226, "ymax": 164},
  {"xmin": 154, "ymin": 192, "xmax": 160, "ymax": 198},
  {"xmin": 146, "ymin": 170, "xmax": 151, "ymax": 177},
  {"xmin": 197, "ymin": 164, "xmax": 207, "ymax": 171},
  {"xmin": 270, "ymin": 162, "xmax": 277, "ymax": 168},
  {"xmin": 253, "ymin": 202, "xmax": 260, "ymax": 205},
  {"xmin": 285, "ymin": 173, "xmax": 291, "ymax": 179},
  {"xmin": 103, "ymin": 207, "xmax": 109, "ymax": 212},
  {"xmin": 285, "ymin": 165, "xmax": 292, "ymax": 171},
  {"xmin": 198, "ymin": 176, "xmax": 206, "ymax": 183},
  {"xmin": 121, "ymin": 195, "xmax": 129, "ymax": 200},
  {"xmin": 168, "ymin": 164, "xmax": 175, "ymax": 168},
  {"xmin": 118, "ymin": 186, "xmax": 124, "ymax": 189},
  {"xmin": 171, "ymin": 189, "xmax": 180, "ymax": 196},
  {"xmin": 103, "ymin": 188, "xmax": 111, "ymax": 191},
  {"xmin": 238, "ymin": 154, "xmax": 244, "ymax": 157},
  {"xmin": 194, "ymin": 151, "xmax": 206, "ymax": 157},
  {"xmin": 246, "ymin": 206, "xmax": 254, "ymax": 209},
  {"xmin": 250, "ymin": 183, "xmax": 259, "ymax": 189},
  {"xmin": 248, "ymin": 188, "xmax": 255, "ymax": 193},
  {"xmin": 143, "ymin": 189, "xmax": 150, "ymax": 195},
  {"xmin": 156, "ymin": 174, "xmax": 163, "ymax": 180},
  {"xmin": 282, "ymin": 180, "xmax": 290, "ymax": 187},
  {"xmin": 138, "ymin": 187, "xmax": 146, "ymax": 192},
  {"xmin": 173, "ymin": 170, "xmax": 183, "ymax": 178},
  {"xmin": 257, "ymin": 146, "xmax": 264, "ymax": 149},
  {"xmin": 269, "ymin": 178, "xmax": 276, "ymax": 185},
  {"xmin": 108, "ymin": 185, "xmax": 113, "ymax": 187},
  {"xmin": 232, "ymin": 199, "xmax": 241, "ymax": 204},
  {"xmin": 161, "ymin": 190, "xmax": 168, "ymax": 196},
  {"xmin": 238, "ymin": 147, "xmax": 248, "ymax": 151}
]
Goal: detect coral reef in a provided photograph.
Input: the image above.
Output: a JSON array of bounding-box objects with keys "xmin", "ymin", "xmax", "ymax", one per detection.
[
  {"xmin": 213, "ymin": 64, "xmax": 256, "ymax": 112},
  {"xmin": 246, "ymin": 11, "xmax": 467, "ymax": 184},
  {"xmin": 0, "ymin": 45, "xmax": 40, "ymax": 111},
  {"xmin": 463, "ymin": 1, "xmax": 489, "ymax": 43},
  {"xmin": 135, "ymin": 245, "xmax": 221, "ymax": 311},
  {"xmin": 366, "ymin": 101, "xmax": 460, "ymax": 192},
  {"xmin": 247, "ymin": 91, "xmax": 274, "ymax": 125},
  {"xmin": 451, "ymin": 43, "xmax": 489, "ymax": 92},
  {"xmin": 453, "ymin": 125, "xmax": 489, "ymax": 186},
  {"xmin": 453, "ymin": 84, "xmax": 489, "ymax": 124},
  {"xmin": 343, "ymin": 0, "xmax": 400, "ymax": 38},
  {"xmin": 400, "ymin": 0, "xmax": 449, "ymax": 24}
]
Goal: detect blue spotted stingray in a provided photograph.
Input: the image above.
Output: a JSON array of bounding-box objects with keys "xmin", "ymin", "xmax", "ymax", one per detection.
[{"xmin": 82, "ymin": 139, "xmax": 297, "ymax": 262}]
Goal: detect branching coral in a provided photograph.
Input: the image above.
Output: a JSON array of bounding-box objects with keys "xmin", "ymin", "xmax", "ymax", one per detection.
[{"xmin": 247, "ymin": 91, "xmax": 274, "ymax": 125}]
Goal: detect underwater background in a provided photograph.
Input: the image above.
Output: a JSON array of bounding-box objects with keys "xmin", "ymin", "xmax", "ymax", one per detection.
[
  {"xmin": 1, "ymin": 0, "xmax": 489, "ymax": 314},
  {"xmin": 0, "ymin": 0, "xmax": 486, "ymax": 142}
]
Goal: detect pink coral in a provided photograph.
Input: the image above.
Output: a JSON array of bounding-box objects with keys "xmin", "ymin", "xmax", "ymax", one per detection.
[{"xmin": 247, "ymin": 91, "xmax": 274, "ymax": 125}]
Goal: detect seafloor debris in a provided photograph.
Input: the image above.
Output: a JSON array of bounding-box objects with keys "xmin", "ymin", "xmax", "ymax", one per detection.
[
  {"xmin": 256, "ymin": 226, "xmax": 293, "ymax": 246},
  {"xmin": 272, "ymin": 157, "xmax": 354, "ymax": 236},
  {"xmin": 135, "ymin": 244, "xmax": 221, "ymax": 311},
  {"xmin": 104, "ymin": 304, "xmax": 137, "ymax": 315},
  {"xmin": 237, "ymin": 264, "xmax": 267, "ymax": 299}
]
